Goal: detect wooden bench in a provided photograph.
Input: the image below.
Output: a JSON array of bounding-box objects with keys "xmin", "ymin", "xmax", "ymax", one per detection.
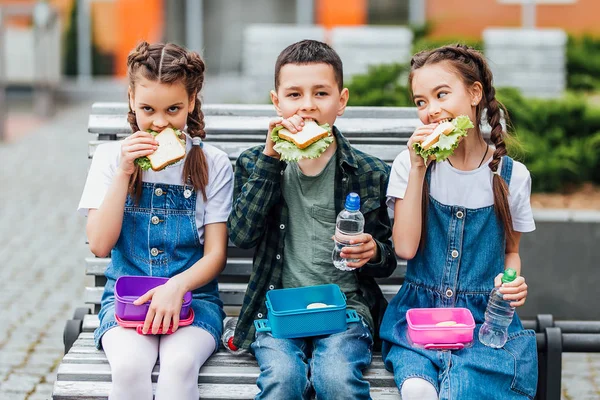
[{"xmin": 53, "ymin": 103, "xmax": 599, "ymax": 400}]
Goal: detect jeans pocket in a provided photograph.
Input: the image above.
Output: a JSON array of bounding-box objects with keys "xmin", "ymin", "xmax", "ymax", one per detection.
[{"xmin": 502, "ymin": 330, "xmax": 538, "ymax": 399}]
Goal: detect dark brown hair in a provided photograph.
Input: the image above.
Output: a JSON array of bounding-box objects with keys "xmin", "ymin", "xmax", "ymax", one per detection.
[
  {"xmin": 409, "ymin": 44, "xmax": 515, "ymax": 246},
  {"xmin": 127, "ymin": 41, "xmax": 208, "ymax": 202},
  {"xmin": 274, "ymin": 39, "xmax": 344, "ymax": 91}
]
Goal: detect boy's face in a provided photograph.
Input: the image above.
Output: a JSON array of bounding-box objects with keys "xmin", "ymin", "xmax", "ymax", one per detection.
[
  {"xmin": 411, "ymin": 61, "xmax": 481, "ymax": 126},
  {"xmin": 271, "ymin": 62, "xmax": 349, "ymax": 127},
  {"xmin": 129, "ymin": 76, "xmax": 194, "ymax": 133}
]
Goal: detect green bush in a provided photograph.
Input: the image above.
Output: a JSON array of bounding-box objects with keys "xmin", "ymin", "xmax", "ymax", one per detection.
[
  {"xmin": 347, "ymin": 66, "xmax": 600, "ymax": 193},
  {"xmin": 566, "ymin": 35, "xmax": 600, "ymax": 91}
]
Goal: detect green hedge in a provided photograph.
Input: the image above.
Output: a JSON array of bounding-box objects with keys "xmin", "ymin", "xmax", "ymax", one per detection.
[{"xmin": 347, "ymin": 65, "xmax": 600, "ymax": 193}]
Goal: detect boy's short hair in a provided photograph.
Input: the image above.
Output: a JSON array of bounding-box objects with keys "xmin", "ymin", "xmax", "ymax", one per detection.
[{"xmin": 274, "ymin": 40, "xmax": 344, "ymax": 91}]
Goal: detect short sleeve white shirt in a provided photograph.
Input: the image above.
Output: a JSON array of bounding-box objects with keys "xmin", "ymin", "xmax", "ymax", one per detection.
[
  {"xmin": 386, "ymin": 150, "xmax": 535, "ymax": 233},
  {"xmin": 78, "ymin": 139, "xmax": 234, "ymax": 244}
]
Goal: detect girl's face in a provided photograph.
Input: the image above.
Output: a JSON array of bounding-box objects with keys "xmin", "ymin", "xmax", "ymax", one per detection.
[
  {"xmin": 411, "ymin": 61, "xmax": 481, "ymax": 126},
  {"xmin": 129, "ymin": 76, "xmax": 194, "ymax": 133}
]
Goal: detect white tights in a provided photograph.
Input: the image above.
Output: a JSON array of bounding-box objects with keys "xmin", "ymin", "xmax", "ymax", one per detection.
[
  {"xmin": 401, "ymin": 377, "xmax": 438, "ymax": 400},
  {"xmin": 102, "ymin": 325, "xmax": 216, "ymax": 400}
]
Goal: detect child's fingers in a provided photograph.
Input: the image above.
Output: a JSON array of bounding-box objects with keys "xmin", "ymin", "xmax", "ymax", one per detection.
[
  {"xmin": 289, "ymin": 114, "xmax": 304, "ymax": 130},
  {"xmin": 151, "ymin": 310, "xmax": 164, "ymax": 335},
  {"xmin": 171, "ymin": 313, "xmax": 180, "ymax": 333},
  {"xmin": 133, "ymin": 288, "xmax": 156, "ymax": 306},
  {"xmin": 279, "ymin": 119, "xmax": 299, "ymax": 133},
  {"xmin": 268, "ymin": 117, "xmax": 283, "ymax": 131},
  {"xmin": 142, "ymin": 309, "xmax": 155, "ymax": 334},
  {"xmin": 161, "ymin": 314, "xmax": 172, "ymax": 335},
  {"xmin": 493, "ymin": 273, "xmax": 504, "ymax": 288}
]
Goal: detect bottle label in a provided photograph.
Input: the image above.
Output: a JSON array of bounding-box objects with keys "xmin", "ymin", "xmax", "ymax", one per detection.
[{"xmin": 334, "ymin": 228, "xmax": 361, "ymax": 244}]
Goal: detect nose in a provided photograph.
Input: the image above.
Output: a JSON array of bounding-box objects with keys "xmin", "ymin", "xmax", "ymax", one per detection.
[
  {"xmin": 427, "ymin": 101, "xmax": 441, "ymax": 120},
  {"xmin": 152, "ymin": 115, "xmax": 169, "ymax": 129},
  {"xmin": 300, "ymin": 96, "xmax": 316, "ymax": 112}
]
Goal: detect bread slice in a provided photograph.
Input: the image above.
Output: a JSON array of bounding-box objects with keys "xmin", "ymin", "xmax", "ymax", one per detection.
[
  {"xmin": 421, "ymin": 121, "xmax": 454, "ymax": 150},
  {"xmin": 147, "ymin": 128, "xmax": 186, "ymax": 171},
  {"xmin": 277, "ymin": 120, "xmax": 330, "ymax": 149}
]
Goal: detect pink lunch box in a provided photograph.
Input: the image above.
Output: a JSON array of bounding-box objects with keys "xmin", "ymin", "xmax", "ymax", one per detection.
[{"xmin": 406, "ymin": 308, "xmax": 475, "ymax": 350}]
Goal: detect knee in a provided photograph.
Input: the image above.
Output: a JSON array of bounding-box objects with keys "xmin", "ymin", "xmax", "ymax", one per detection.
[
  {"xmin": 401, "ymin": 378, "xmax": 438, "ymax": 400},
  {"xmin": 311, "ymin": 363, "xmax": 369, "ymax": 399},
  {"xmin": 110, "ymin": 358, "xmax": 149, "ymax": 388},
  {"xmin": 159, "ymin": 351, "xmax": 199, "ymax": 380}
]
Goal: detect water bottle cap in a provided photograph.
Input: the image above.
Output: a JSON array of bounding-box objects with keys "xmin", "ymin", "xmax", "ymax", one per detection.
[
  {"xmin": 501, "ymin": 268, "xmax": 517, "ymax": 283},
  {"xmin": 227, "ymin": 336, "xmax": 239, "ymax": 351},
  {"xmin": 344, "ymin": 192, "xmax": 360, "ymax": 211}
]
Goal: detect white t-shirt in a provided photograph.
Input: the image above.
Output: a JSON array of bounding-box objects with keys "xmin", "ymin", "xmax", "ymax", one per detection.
[
  {"xmin": 386, "ymin": 150, "xmax": 535, "ymax": 233},
  {"xmin": 78, "ymin": 139, "xmax": 234, "ymax": 244}
]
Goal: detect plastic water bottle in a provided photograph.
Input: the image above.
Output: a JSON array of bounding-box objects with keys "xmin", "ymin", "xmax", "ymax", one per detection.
[
  {"xmin": 332, "ymin": 193, "xmax": 365, "ymax": 271},
  {"xmin": 222, "ymin": 317, "xmax": 245, "ymax": 354},
  {"xmin": 479, "ymin": 268, "xmax": 518, "ymax": 349}
]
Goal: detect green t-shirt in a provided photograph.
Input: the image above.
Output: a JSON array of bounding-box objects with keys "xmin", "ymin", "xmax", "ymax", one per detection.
[{"xmin": 281, "ymin": 155, "xmax": 373, "ymax": 331}]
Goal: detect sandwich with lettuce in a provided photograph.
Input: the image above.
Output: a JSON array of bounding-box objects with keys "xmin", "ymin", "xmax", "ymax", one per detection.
[
  {"xmin": 413, "ymin": 115, "xmax": 474, "ymax": 163},
  {"xmin": 134, "ymin": 128, "xmax": 186, "ymax": 171},
  {"xmin": 271, "ymin": 120, "xmax": 333, "ymax": 162}
]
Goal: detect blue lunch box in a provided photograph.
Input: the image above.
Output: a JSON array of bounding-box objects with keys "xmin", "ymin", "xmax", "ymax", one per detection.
[{"xmin": 253, "ymin": 284, "xmax": 360, "ymax": 339}]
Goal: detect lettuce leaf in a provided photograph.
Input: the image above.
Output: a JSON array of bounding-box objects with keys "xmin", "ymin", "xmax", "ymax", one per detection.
[
  {"xmin": 413, "ymin": 115, "xmax": 474, "ymax": 163},
  {"xmin": 271, "ymin": 123, "xmax": 333, "ymax": 162}
]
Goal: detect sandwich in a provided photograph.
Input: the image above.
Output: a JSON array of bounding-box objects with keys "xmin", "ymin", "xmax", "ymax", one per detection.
[
  {"xmin": 134, "ymin": 128, "xmax": 186, "ymax": 171},
  {"xmin": 271, "ymin": 120, "xmax": 333, "ymax": 162},
  {"xmin": 413, "ymin": 115, "xmax": 474, "ymax": 163}
]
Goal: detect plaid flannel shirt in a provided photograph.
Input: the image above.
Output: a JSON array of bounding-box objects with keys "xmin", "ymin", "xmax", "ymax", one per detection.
[{"xmin": 227, "ymin": 127, "xmax": 397, "ymax": 350}]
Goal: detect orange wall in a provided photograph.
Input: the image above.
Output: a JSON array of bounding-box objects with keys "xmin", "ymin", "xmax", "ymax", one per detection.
[
  {"xmin": 316, "ymin": 0, "xmax": 367, "ymax": 28},
  {"xmin": 427, "ymin": 0, "xmax": 600, "ymax": 38}
]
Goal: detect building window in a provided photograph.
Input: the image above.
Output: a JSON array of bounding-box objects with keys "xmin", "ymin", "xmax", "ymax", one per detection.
[{"xmin": 367, "ymin": 0, "xmax": 409, "ymax": 25}]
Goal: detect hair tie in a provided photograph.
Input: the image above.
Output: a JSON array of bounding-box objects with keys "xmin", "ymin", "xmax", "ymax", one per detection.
[
  {"xmin": 492, "ymin": 169, "xmax": 501, "ymax": 176},
  {"xmin": 191, "ymin": 136, "xmax": 203, "ymax": 148}
]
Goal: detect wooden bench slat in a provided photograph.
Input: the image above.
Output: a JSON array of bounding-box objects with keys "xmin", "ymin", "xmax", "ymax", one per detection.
[{"xmin": 52, "ymin": 381, "xmax": 401, "ymax": 400}]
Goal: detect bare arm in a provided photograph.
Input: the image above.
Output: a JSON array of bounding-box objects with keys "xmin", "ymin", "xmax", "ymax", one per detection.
[
  {"xmin": 86, "ymin": 131, "xmax": 158, "ymax": 257},
  {"xmin": 496, "ymin": 232, "xmax": 529, "ymax": 307},
  {"xmin": 392, "ymin": 124, "xmax": 436, "ymax": 259}
]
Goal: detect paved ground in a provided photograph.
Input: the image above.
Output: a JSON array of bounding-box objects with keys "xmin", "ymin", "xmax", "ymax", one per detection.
[{"xmin": 0, "ymin": 99, "xmax": 598, "ymax": 399}]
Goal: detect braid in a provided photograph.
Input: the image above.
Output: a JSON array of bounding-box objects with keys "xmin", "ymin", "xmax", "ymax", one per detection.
[
  {"xmin": 465, "ymin": 46, "xmax": 516, "ymax": 245},
  {"xmin": 181, "ymin": 51, "xmax": 208, "ymax": 201}
]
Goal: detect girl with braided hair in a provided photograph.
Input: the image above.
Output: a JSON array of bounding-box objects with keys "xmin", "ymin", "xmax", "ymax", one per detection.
[
  {"xmin": 380, "ymin": 44, "xmax": 537, "ymax": 399},
  {"xmin": 78, "ymin": 41, "xmax": 233, "ymax": 399}
]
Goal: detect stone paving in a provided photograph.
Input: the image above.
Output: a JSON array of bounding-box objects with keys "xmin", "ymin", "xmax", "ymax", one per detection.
[{"xmin": 0, "ymin": 101, "xmax": 598, "ymax": 399}]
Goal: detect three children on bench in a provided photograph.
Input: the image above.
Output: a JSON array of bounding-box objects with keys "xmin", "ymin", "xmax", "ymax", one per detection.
[{"xmin": 79, "ymin": 39, "xmax": 536, "ymax": 400}]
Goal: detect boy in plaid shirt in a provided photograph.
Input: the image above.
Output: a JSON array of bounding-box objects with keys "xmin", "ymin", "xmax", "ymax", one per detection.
[{"xmin": 227, "ymin": 40, "xmax": 396, "ymax": 400}]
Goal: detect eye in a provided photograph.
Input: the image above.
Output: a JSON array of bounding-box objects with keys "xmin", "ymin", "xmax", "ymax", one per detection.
[
  {"xmin": 438, "ymin": 91, "xmax": 448, "ymax": 99},
  {"xmin": 415, "ymin": 99, "xmax": 425, "ymax": 107},
  {"xmin": 142, "ymin": 106, "xmax": 154, "ymax": 113},
  {"xmin": 316, "ymin": 91, "xmax": 328, "ymax": 96},
  {"xmin": 287, "ymin": 92, "xmax": 300, "ymax": 98},
  {"xmin": 168, "ymin": 106, "xmax": 180, "ymax": 113}
]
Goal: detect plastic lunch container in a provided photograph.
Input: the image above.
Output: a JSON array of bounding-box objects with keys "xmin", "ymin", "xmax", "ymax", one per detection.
[
  {"xmin": 114, "ymin": 276, "xmax": 192, "ymax": 321},
  {"xmin": 254, "ymin": 284, "xmax": 360, "ymax": 339},
  {"xmin": 406, "ymin": 308, "xmax": 475, "ymax": 350}
]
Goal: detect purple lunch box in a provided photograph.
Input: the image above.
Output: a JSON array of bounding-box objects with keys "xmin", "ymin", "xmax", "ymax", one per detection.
[{"xmin": 114, "ymin": 276, "xmax": 192, "ymax": 321}]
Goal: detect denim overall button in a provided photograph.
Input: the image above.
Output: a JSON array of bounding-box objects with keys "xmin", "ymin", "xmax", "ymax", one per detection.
[
  {"xmin": 154, "ymin": 188, "xmax": 164, "ymax": 196},
  {"xmin": 150, "ymin": 248, "xmax": 159, "ymax": 257},
  {"xmin": 456, "ymin": 210, "xmax": 464, "ymax": 219},
  {"xmin": 445, "ymin": 288, "xmax": 454, "ymax": 298},
  {"xmin": 451, "ymin": 249, "xmax": 459, "ymax": 258},
  {"xmin": 276, "ymin": 254, "xmax": 281, "ymax": 260},
  {"xmin": 183, "ymin": 189, "xmax": 192, "ymax": 198},
  {"xmin": 151, "ymin": 216, "xmax": 160, "ymax": 225}
]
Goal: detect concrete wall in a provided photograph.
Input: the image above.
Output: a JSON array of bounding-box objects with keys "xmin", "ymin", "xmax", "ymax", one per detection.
[{"xmin": 518, "ymin": 211, "xmax": 600, "ymax": 321}]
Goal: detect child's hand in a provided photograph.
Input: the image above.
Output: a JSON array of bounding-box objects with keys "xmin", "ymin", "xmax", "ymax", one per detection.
[
  {"xmin": 495, "ymin": 273, "xmax": 528, "ymax": 307},
  {"xmin": 118, "ymin": 131, "xmax": 158, "ymax": 175},
  {"xmin": 407, "ymin": 124, "xmax": 437, "ymax": 169},
  {"xmin": 134, "ymin": 279, "xmax": 186, "ymax": 334},
  {"xmin": 264, "ymin": 114, "xmax": 305, "ymax": 159},
  {"xmin": 333, "ymin": 233, "xmax": 378, "ymax": 269}
]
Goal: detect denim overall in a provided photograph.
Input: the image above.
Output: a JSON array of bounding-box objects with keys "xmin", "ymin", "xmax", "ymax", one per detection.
[
  {"xmin": 380, "ymin": 156, "xmax": 538, "ymax": 399},
  {"xmin": 95, "ymin": 182, "xmax": 225, "ymax": 350}
]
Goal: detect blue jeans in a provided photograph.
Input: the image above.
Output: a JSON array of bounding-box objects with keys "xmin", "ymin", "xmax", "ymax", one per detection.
[{"xmin": 251, "ymin": 320, "xmax": 374, "ymax": 400}]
